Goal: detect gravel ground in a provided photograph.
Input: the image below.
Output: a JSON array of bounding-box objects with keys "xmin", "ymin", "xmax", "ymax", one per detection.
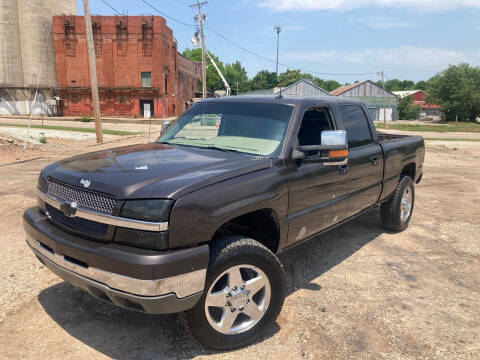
[
  {"xmin": 0, "ymin": 126, "xmax": 116, "ymax": 144},
  {"xmin": 0, "ymin": 135, "xmax": 479, "ymax": 359}
]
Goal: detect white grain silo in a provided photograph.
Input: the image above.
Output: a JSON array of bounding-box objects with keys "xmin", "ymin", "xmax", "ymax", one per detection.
[
  {"xmin": 0, "ymin": 0, "xmax": 76, "ymax": 115},
  {"xmin": 0, "ymin": 0, "xmax": 24, "ymax": 87},
  {"xmin": 17, "ymin": 0, "xmax": 77, "ymax": 88}
]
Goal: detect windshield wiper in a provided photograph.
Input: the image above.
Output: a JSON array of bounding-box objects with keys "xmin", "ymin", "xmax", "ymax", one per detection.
[{"xmin": 202, "ymin": 146, "xmax": 237, "ymax": 153}]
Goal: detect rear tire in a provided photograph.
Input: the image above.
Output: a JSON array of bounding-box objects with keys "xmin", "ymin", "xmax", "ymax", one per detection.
[
  {"xmin": 381, "ymin": 176, "xmax": 415, "ymax": 231},
  {"xmin": 182, "ymin": 236, "xmax": 286, "ymax": 350}
]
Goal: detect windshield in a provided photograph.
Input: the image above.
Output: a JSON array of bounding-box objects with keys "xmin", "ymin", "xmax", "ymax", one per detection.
[{"xmin": 157, "ymin": 101, "xmax": 294, "ymax": 156}]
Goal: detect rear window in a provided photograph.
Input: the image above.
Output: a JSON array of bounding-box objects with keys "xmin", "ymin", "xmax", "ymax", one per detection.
[{"xmin": 339, "ymin": 105, "xmax": 372, "ymax": 148}]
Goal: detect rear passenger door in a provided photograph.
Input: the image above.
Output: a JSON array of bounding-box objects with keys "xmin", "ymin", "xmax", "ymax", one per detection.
[{"xmin": 338, "ymin": 105, "xmax": 383, "ymax": 217}]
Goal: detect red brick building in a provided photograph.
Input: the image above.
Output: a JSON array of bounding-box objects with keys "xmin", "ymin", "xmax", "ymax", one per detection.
[
  {"xmin": 52, "ymin": 15, "xmax": 200, "ymax": 118},
  {"xmin": 393, "ymin": 90, "xmax": 443, "ymax": 120}
]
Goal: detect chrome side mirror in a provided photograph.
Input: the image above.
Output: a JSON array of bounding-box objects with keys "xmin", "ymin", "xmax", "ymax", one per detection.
[
  {"xmin": 294, "ymin": 130, "xmax": 349, "ymax": 165},
  {"xmin": 161, "ymin": 121, "xmax": 171, "ymax": 135}
]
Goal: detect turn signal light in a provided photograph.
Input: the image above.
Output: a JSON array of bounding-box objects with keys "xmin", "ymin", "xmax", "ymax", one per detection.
[{"xmin": 328, "ymin": 149, "xmax": 349, "ymax": 158}]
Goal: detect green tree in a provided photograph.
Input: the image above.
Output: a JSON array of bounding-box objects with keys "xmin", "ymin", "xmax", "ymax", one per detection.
[
  {"xmin": 428, "ymin": 63, "xmax": 480, "ymax": 122},
  {"xmin": 398, "ymin": 95, "xmax": 421, "ymax": 120},
  {"xmin": 182, "ymin": 48, "xmax": 227, "ymax": 92},
  {"xmin": 415, "ymin": 80, "xmax": 429, "ymax": 91},
  {"xmin": 251, "ymin": 70, "xmax": 277, "ymax": 90},
  {"xmin": 224, "ymin": 61, "xmax": 250, "ymax": 94},
  {"xmin": 277, "ymin": 69, "xmax": 301, "ymax": 87}
]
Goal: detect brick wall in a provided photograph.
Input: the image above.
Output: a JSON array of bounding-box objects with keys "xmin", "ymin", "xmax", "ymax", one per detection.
[{"xmin": 52, "ymin": 15, "xmax": 199, "ymax": 118}]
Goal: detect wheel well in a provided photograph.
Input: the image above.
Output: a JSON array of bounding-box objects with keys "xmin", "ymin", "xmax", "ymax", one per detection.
[
  {"xmin": 401, "ymin": 163, "xmax": 416, "ymax": 180},
  {"xmin": 212, "ymin": 209, "xmax": 280, "ymax": 254}
]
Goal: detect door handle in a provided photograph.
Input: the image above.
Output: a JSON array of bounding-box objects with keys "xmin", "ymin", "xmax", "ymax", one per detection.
[
  {"xmin": 339, "ymin": 164, "xmax": 349, "ymax": 175},
  {"xmin": 370, "ymin": 156, "xmax": 379, "ymax": 166}
]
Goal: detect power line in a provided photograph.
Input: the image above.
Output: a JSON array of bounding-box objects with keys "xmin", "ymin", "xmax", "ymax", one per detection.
[
  {"xmin": 206, "ymin": 26, "xmax": 378, "ymax": 77},
  {"xmin": 141, "ymin": 0, "xmax": 195, "ymax": 27},
  {"xmin": 101, "ymin": 0, "xmax": 122, "ymax": 15}
]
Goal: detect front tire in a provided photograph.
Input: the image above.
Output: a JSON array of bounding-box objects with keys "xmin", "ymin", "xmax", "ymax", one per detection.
[
  {"xmin": 381, "ymin": 176, "xmax": 415, "ymax": 231},
  {"xmin": 183, "ymin": 236, "xmax": 286, "ymax": 350}
]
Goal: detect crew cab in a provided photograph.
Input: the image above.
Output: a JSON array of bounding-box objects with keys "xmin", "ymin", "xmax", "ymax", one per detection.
[{"xmin": 23, "ymin": 96, "xmax": 424, "ymax": 349}]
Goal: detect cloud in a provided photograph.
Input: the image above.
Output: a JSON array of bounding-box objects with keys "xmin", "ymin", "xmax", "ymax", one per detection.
[
  {"xmin": 258, "ymin": 0, "xmax": 480, "ymax": 11},
  {"xmin": 283, "ymin": 46, "xmax": 476, "ymax": 72},
  {"xmin": 351, "ymin": 16, "xmax": 416, "ymax": 29}
]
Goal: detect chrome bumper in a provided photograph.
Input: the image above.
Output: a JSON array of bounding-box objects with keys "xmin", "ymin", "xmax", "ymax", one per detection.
[{"xmin": 26, "ymin": 233, "xmax": 206, "ymax": 298}]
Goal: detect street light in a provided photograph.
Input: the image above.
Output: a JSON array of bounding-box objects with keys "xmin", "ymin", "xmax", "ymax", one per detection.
[{"xmin": 274, "ymin": 26, "xmax": 282, "ymax": 78}]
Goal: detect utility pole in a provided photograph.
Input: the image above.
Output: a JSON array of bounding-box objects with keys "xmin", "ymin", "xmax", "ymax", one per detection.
[
  {"xmin": 380, "ymin": 70, "xmax": 387, "ymax": 127},
  {"xmin": 274, "ymin": 26, "xmax": 282, "ymax": 79},
  {"xmin": 83, "ymin": 0, "xmax": 103, "ymax": 143},
  {"xmin": 191, "ymin": 1, "xmax": 208, "ymax": 99}
]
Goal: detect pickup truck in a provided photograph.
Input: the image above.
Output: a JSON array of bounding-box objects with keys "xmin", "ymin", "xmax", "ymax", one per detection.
[{"xmin": 24, "ymin": 96, "xmax": 424, "ymax": 349}]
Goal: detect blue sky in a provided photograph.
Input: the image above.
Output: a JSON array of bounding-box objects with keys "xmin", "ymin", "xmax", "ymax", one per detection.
[{"xmin": 77, "ymin": 0, "xmax": 480, "ymax": 83}]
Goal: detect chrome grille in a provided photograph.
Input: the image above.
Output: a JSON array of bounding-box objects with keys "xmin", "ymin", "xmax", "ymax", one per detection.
[{"xmin": 47, "ymin": 180, "xmax": 116, "ymax": 215}]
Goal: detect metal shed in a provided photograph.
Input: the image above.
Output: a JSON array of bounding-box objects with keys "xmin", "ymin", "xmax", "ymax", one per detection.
[
  {"xmin": 330, "ymin": 80, "xmax": 398, "ymax": 121},
  {"xmin": 273, "ymin": 79, "xmax": 332, "ymax": 97}
]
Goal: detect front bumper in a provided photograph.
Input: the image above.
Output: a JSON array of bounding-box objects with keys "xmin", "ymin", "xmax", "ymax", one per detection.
[{"xmin": 24, "ymin": 206, "xmax": 209, "ymax": 314}]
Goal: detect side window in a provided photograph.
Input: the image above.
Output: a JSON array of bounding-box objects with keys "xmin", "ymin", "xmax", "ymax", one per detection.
[
  {"xmin": 339, "ymin": 105, "xmax": 372, "ymax": 148},
  {"xmin": 298, "ymin": 108, "xmax": 333, "ymax": 146}
]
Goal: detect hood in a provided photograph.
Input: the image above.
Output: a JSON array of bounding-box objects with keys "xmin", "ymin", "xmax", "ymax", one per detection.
[{"xmin": 43, "ymin": 143, "xmax": 272, "ymax": 199}]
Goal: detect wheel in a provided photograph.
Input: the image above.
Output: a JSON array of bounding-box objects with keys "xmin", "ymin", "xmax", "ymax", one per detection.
[
  {"xmin": 381, "ymin": 175, "xmax": 415, "ymax": 231},
  {"xmin": 182, "ymin": 236, "xmax": 286, "ymax": 350}
]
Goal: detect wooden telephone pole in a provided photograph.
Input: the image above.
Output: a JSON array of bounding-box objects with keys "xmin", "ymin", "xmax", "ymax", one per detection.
[
  {"xmin": 83, "ymin": 0, "xmax": 103, "ymax": 143},
  {"xmin": 190, "ymin": 1, "xmax": 208, "ymax": 99}
]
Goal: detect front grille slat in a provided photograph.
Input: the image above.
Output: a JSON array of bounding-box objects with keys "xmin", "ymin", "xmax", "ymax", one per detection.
[{"xmin": 47, "ymin": 180, "xmax": 116, "ymax": 215}]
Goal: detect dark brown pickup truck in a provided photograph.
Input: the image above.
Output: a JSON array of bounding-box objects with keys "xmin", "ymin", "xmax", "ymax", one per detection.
[{"xmin": 24, "ymin": 96, "xmax": 424, "ymax": 349}]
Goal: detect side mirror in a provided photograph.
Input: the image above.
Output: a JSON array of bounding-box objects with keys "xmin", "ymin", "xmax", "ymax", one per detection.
[
  {"xmin": 161, "ymin": 121, "xmax": 171, "ymax": 135},
  {"xmin": 294, "ymin": 130, "xmax": 349, "ymax": 165}
]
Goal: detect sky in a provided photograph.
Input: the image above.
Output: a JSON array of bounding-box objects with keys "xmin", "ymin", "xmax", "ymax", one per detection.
[{"xmin": 77, "ymin": 0, "xmax": 480, "ymax": 83}]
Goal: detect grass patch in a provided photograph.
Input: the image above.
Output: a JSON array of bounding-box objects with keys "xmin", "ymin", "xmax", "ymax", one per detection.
[
  {"xmin": 0, "ymin": 123, "xmax": 142, "ymax": 136},
  {"xmin": 39, "ymin": 135, "xmax": 47, "ymax": 144},
  {"xmin": 424, "ymin": 137, "xmax": 480, "ymax": 142},
  {"xmin": 375, "ymin": 122, "xmax": 480, "ymax": 133}
]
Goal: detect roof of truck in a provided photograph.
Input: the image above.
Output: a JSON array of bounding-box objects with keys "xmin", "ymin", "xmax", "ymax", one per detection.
[{"xmin": 201, "ymin": 95, "xmax": 364, "ymax": 106}]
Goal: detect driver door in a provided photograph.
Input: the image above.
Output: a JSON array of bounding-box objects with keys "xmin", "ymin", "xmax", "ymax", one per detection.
[{"xmin": 286, "ymin": 107, "xmax": 350, "ymax": 246}]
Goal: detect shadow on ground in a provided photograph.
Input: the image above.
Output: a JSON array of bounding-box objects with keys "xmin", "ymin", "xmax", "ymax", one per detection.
[{"xmin": 38, "ymin": 209, "xmax": 387, "ymax": 359}]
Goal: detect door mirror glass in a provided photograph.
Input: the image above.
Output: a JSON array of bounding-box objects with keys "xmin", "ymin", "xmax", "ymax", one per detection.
[{"xmin": 321, "ymin": 130, "xmax": 347, "ymax": 147}]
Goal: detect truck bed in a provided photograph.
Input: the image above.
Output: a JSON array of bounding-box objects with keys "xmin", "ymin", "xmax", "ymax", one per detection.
[{"xmin": 376, "ymin": 131, "xmax": 415, "ymax": 143}]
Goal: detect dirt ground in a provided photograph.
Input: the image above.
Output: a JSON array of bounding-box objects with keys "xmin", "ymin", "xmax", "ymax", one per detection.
[{"xmin": 0, "ymin": 134, "xmax": 479, "ymax": 360}]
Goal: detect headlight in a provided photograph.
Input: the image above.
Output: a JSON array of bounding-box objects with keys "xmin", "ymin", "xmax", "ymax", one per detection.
[
  {"xmin": 116, "ymin": 199, "xmax": 173, "ymax": 251},
  {"xmin": 120, "ymin": 199, "xmax": 174, "ymax": 223}
]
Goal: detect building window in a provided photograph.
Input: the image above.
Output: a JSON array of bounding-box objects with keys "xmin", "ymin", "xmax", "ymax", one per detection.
[
  {"xmin": 64, "ymin": 20, "xmax": 77, "ymax": 57},
  {"xmin": 93, "ymin": 22, "xmax": 102, "ymax": 58},
  {"xmin": 141, "ymin": 72, "xmax": 151, "ymax": 88},
  {"xmin": 116, "ymin": 22, "xmax": 128, "ymax": 56},
  {"xmin": 141, "ymin": 22, "xmax": 153, "ymax": 57},
  {"xmin": 164, "ymin": 74, "xmax": 168, "ymax": 94}
]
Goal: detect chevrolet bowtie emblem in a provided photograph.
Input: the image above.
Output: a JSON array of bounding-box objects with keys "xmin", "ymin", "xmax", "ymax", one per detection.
[
  {"xmin": 60, "ymin": 201, "xmax": 78, "ymax": 217},
  {"xmin": 80, "ymin": 179, "xmax": 91, "ymax": 188}
]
